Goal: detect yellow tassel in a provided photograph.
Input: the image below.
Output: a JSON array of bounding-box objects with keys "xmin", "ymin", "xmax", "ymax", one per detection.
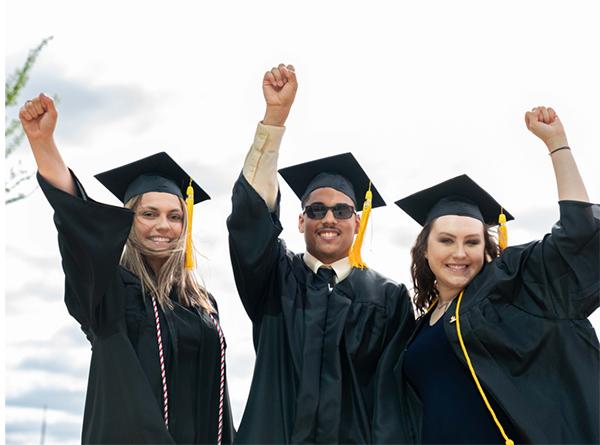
[
  {"xmin": 185, "ymin": 179, "xmax": 194, "ymax": 269},
  {"xmin": 498, "ymin": 208, "xmax": 508, "ymax": 251},
  {"xmin": 348, "ymin": 183, "xmax": 373, "ymax": 269}
]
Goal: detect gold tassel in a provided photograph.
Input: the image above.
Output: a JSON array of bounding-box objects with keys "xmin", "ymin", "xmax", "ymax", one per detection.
[
  {"xmin": 498, "ymin": 207, "xmax": 508, "ymax": 252},
  {"xmin": 348, "ymin": 182, "xmax": 373, "ymax": 269},
  {"xmin": 185, "ymin": 179, "xmax": 195, "ymax": 269}
]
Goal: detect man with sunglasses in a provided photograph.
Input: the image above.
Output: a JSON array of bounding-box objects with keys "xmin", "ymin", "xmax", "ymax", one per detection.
[{"xmin": 227, "ymin": 64, "xmax": 415, "ymax": 444}]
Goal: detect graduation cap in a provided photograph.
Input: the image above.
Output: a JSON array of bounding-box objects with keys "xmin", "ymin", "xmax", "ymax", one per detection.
[
  {"xmin": 278, "ymin": 152, "xmax": 386, "ymax": 269},
  {"xmin": 395, "ymin": 174, "xmax": 513, "ymax": 250},
  {"xmin": 278, "ymin": 152, "xmax": 385, "ymax": 208},
  {"xmin": 95, "ymin": 152, "xmax": 210, "ymax": 269},
  {"xmin": 94, "ymin": 152, "xmax": 210, "ymax": 204}
]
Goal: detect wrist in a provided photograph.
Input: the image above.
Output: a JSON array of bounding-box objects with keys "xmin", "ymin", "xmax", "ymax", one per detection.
[
  {"xmin": 262, "ymin": 106, "xmax": 290, "ymax": 127},
  {"xmin": 28, "ymin": 135, "xmax": 57, "ymax": 151},
  {"xmin": 544, "ymin": 135, "xmax": 569, "ymax": 152}
]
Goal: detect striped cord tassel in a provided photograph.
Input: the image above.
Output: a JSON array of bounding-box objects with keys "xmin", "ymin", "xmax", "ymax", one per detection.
[
  {"xmin": 152, "ymin": 298, "xmax": 225, "ymax": 444},
  {"xmin": 209, "ymin": 313, "xmax": 225, "ymax": 445},
  {"xmin": 152, "ymin": 297, "xmax": 169, "ymax": 429}
]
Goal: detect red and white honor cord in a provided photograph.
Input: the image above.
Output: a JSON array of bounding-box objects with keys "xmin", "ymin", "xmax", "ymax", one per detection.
[
  {"xmin": 209, "ymin": 312, "xmax": 225, "ymax": 445},
  {"xmin": 152, "ymin": 298, "xmax": 226, "ymax": 445},
  {"xmin": 152, "ymin": 296, "xmax": 169, "ymax": 429}
]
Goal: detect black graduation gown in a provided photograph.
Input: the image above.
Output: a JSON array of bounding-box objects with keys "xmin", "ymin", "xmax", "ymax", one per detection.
[
  {"xmin": 39, "ymin": 172, "xmax": 235, "ymax": 445},
  {"xmin": 227, "ymin": 173, "xmax": 415, "ymax": 444},
  {"xmin": 391, "ymin": 200, "xmax": 600, "ymax": 444}
]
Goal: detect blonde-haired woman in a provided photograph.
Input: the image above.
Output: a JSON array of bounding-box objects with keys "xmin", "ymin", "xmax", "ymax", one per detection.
[{"xmin": 20, "ymin": 93, "xmax": 234, "ymax": 444}]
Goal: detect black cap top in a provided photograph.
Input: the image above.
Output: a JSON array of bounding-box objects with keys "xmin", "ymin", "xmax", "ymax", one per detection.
[
  {"xmin": 94, "ymin": 152, "xmax": 210, "ymax": 204},
  {"xmin": 278, "ymin": 152, "xmax": 386, "ymax": 209},
  {"xmin": 395, "ymin": 174, "xmax": 513, "ymax": 226}
]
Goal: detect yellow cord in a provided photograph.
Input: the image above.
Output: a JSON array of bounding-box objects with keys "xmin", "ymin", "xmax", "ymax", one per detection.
[
  {"xmin": 426, "ymin": 298, "xmax": 438, "ymax": 313},
  {"xmin": 455, "ymin": 290, "xmax": 514, "ymax": 445}
]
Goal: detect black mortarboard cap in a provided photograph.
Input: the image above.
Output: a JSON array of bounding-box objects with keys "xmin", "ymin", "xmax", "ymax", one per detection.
[
  {"xmin": 278, "ymin": 152, "xmax": 386, "ymax": 209},
  {"xmin": 395, "ymin": 174, "xmax": 513, "ymax": 226},
  {"xmin": 94, "ymin": 152, "xmax": 210, "ymax": 204}
]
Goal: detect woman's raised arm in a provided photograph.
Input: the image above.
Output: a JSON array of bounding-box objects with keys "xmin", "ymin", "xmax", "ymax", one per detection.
[
  {"xmin": 19, "ymin": 92, "xmax": 76, "ymax": 195},
  {"xmin": 524, "ymin": 106, "xmax": 589, "ymax": 202}
]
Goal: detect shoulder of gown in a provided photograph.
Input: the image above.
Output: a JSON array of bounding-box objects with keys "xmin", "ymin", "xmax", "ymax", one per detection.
[
  {"xmin": 38, "ymin": 170, "xmax": 134, "ymax": 332},
  {"xmin": 477, "ymin": 200, "xmax": 599, "ymax": 319}
]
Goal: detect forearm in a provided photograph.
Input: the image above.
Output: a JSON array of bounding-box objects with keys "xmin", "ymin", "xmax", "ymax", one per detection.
[
  {"xmin": 246, "ymin": 63, "xmax": 295, "ymax": 210},
  {"xmin": 546, "ymin": 137, "xmax": 589, "ymax": 202},
  {"xmin": 29, "ymin": 136, "xmax": 76, "ymax": 196},
  {"xmin": 242, "ymin": 122, "xmax": 285, "ymax": 211},
  {"xmin": 526, "ymin": 107, "xmax": 590, "ymax": 203}
]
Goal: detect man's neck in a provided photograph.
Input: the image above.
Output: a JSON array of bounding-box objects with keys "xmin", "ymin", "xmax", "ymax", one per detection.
[{"xmin": 303, "ymin": 251, "xmax": 353, "ymax": 283}]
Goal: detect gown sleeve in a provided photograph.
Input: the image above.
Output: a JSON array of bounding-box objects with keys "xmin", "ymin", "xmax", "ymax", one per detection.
[
  {"xmin": 226, "ymin": 172, "xmax": 285, "ymax": 322},
  {"xmin": 371, "ymin": 284, "xmax": 416, "ymax": 443},
  {"xmin": 500, "ymin": 200, "xmax": 600, "ymax": 319},
  {"xmin": 38, "ymin": 171, "xmax": 134, "ymax": 334}
]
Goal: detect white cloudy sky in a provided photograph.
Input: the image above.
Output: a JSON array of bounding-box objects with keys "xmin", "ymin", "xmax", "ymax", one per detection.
[{"xmin": 4, "ymin": 1, "xmax": 600, "ymax": 444}]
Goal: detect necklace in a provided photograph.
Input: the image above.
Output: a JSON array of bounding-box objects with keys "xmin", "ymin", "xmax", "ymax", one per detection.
[{"xmin": 436, "ymin": 299, "xmax": 452, "ymax": 313}]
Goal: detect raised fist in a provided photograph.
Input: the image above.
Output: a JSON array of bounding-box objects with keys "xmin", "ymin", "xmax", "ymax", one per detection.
[
  {"xmin": 262, "ymin": 64, "xmax": 297, "ymax": 126},
  {"xmin": 19, "ymin": 93, "xmax": 58, "ymax": 142},
  {"xmin": 524, "ymin": 106, "xmax": 568, "ymax": 151}
]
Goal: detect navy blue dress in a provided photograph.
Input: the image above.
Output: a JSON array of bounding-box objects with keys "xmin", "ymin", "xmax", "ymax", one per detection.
[{"xmin": 404, "ymin": 310, "xmax": 520, "ymax": 443}]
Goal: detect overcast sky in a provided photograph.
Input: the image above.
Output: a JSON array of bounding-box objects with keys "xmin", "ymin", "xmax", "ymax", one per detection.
[{"xmin": 4, "ymin": 1, "xmax": 600, "ymax": 444}]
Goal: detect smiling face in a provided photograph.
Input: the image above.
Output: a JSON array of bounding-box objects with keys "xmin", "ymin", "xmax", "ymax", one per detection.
[
  {"xmin": 298, "ymin": 187, "xmax": 360, "ymax": 264},
  {"xmin": 133, "ymin": 192, "xmax": 184, "ymax": 272},
  {"xmin": 426, "ymin": 215, "xmax": 486, "ymax": 300}
]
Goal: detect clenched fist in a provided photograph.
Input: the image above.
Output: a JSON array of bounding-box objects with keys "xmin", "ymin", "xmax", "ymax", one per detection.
[
  {"xmin": 524, "ymin": 106, "xmax": 568, "ymax": 152},
  {"xmin": 19, "ymin": 93, "xmax": 58, "ymax": 143},
  {"xmin": 262, "ymin": 64, "xmax": 297, "ymax": 127}
]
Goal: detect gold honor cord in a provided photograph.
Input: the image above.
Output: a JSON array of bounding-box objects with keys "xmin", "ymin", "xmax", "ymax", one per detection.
[
  {"xmin": 455, "ymin": 290, "xmax": 514, "ymax": 445},
  {"xmin": 426, "ymin": 298, "xmax": 439, "ymax": 313},
  {"xmin": 185, "ymin": 179, "xmax": 194, "ymax": 269}
]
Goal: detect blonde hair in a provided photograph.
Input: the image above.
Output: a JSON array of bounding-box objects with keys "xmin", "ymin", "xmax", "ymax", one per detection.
[{"xmin": 120, "ymin": 194, "xmax": 215, "ymax": 313}]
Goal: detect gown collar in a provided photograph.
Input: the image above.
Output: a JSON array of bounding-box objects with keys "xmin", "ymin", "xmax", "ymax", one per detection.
[{"xmin": 303, "ymin": 251, "xmax": 352, "ymax": 283}]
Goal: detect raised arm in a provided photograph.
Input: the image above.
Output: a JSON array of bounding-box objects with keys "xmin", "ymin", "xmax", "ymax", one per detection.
[
  {"xmin": 525, "ymin": 106, "xmax": 589, "ymax": 202},
  {"xmin": 228, "ymin": 64, "xmax": 298, "ymax": 321},
  {"xmin": 19, "ymin": 93, "xmax": 76, "ymax": 195},
  {"xmin": 503, "ymin": 106, "xmax": 599, "ymax": 319},
  {"xmin": 22, "ymin": 94, "xmax": 133, "ymax": 332},
  {"xmin": 242, "ymin": 64, "xmax": 298, "ymax": 210}
]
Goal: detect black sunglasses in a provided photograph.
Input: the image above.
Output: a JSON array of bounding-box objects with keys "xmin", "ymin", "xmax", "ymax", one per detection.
[{"xmin": 303, "ymin": 203, "xmax": 356, "ymax": 220}]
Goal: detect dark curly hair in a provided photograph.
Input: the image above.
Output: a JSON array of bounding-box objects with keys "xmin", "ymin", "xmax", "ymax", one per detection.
[{"xmin": 410, "ymin": 220, "xmax": 500, "ymax": 316}]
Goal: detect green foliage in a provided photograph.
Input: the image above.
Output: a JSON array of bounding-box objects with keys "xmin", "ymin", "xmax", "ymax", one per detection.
[
  {"xmin": 5, "ymin": 36, "xmax": 53, "ymax": 107},
  {"xmin": 5, "ymin": 36, "xmax": 53, "ymax": 204}
]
